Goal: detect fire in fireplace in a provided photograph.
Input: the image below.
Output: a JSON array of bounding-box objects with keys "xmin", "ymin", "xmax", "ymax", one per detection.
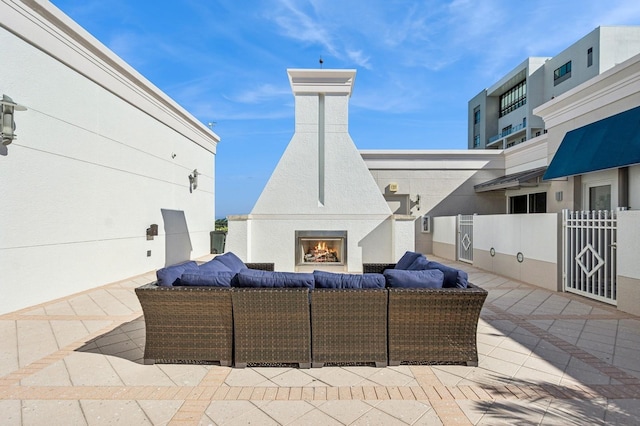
[{"xmin": 295, "ymin": 231, "xmax": 347, "ymax": 271}]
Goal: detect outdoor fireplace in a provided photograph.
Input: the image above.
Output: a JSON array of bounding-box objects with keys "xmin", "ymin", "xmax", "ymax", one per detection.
[{"xmin": 295, "ymin": 231, "xmax": 347, "ymax": 272}]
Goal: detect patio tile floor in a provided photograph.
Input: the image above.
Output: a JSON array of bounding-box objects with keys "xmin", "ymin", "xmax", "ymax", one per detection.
[{"xmin": 1, "ymin": 258, "xmax": 640, "ymax": 425}]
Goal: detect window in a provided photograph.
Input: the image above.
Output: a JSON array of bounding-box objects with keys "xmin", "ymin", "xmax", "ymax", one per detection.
[
  {"xmin": 501, "ymin": 125, "xmax": 512, "ymax": 137},
  {"xmin": 529, "ymin": 192, "xmax": 547, "ymax": 213},
  {"xmin": 509, "ymin": 192, "xmax": 547, "ymax": 214},
  {"xmin": 499, "ymin": 80, "xmax": 526, "ymax": 117},
  {"xmin": 589, "ymin": 185, "xmax": 611, "ymax": 211},
  {"xmin": 587, "ymin": 47, "xmax": 593, "ymax": 67},
  {"xmin": 473, "ymin": 108, "xmax": 480, "ymax": 124},
  {"xmin": 473, "ymin": 135, "xmax": 480, "ymax": 148},
  {"xmin": 554, "ymin": 61, "xmax": 572, "ymax": 85},
  {"xmin": 510, "ymin": 195, "xmax": 527, "ymax": 214}
]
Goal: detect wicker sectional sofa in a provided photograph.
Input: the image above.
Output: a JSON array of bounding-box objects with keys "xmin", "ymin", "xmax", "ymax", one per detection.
[{"xmin": 136, "ymin": 259, "xmax": 487, "ymax": 368}]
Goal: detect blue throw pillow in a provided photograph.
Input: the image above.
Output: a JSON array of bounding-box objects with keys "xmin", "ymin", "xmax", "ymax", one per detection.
[
  {"xmin": 198, "ymin": 257, "xmax": 232, "ymax": 273},
  {"xmin": 426, "ymin": 261, "xmax": 469, "ymax": 289},
  {"xmin": 156, "ymin": 261, "xmax": 198, "ymax": 287},
  {"xmin": 406, "ymin": 255, "xmax": 429, "ymax": 270},
  {"xmin": 383, "ymin": 269, "xmax": 444, "ymax": 289},
  {"xmin": 179, "ymin": 271, "xmax": 235, "ymax": 287},
  {"xmin": 395, "ymin": 251, "xmax": 425, "ymax": 270},
  {"xmin": 313, "ymin": 271, "xmax": 386, "ymax": 289},
  {"xmin": 213, "ymin": 252, "xmax": 247, "ymax": 273},
  {"xmin": 313, "ymin": 271, "xmax": 344, "ymax": 288},
  {"xmin": 235, "ymin": 270, "xmax": 314, "ymax": 289}
]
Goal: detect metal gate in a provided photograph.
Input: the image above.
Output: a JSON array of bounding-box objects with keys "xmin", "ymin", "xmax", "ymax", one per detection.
[
  {"xmin": 458, "ymin": 214, "xmax": 474, "ymax": 263},
  {"xmin": 562, "ymin": 209, "xmax": 619, "ymax": 305}
]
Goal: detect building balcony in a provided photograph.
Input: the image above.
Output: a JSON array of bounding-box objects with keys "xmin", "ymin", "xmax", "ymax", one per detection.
[{"xmin": 487, "ymin": 123, "xmax": 526, "ymax": 147}]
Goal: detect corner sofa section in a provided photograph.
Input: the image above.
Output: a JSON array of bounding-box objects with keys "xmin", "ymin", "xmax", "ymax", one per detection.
[{"xmin": 136, "ymin": 253, "xmax": 487, "ymax": 368}]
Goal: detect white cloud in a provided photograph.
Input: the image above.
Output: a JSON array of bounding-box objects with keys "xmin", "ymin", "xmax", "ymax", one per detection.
[
  {"xmin": 226, "ymin": 84, "xmax": 291, "ymax": 104},
  {"xmin": 347, "ymin": 50, "xmax": 372, "ymax": 70}
]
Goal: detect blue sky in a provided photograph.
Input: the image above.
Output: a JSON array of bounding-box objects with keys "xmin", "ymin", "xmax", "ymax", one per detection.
[{"xmin": 51, "ymin": 0, "xmax": 640, "ymax": 219}]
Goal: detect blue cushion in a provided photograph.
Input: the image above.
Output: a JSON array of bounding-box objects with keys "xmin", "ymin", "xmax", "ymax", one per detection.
[
  {"xmin": 313, "ymin": 271, "xmax": 344, "ymax": 288},
  {"xmin": 179, "ymin": 271, "xmax": 235, "ymax": 287},
  {"xmin": 313, "ymin": 271, "xmax": 386, "ymax": 289},
  {"xmin": 426, "ymin": 261, "xmax": 469, "ymax": 289},
  {"xmin": 395, "ymin": 251, "xmax": 425, "ymax": 270},
  {"xmin": 235, "ymin": 270, "xmax": 314, "ymax": 288},
  {"xmin": 406, "ymin": 255, "xmax": 429, "ymax": 270},
  {"xmin": 213, "ymin": 252, "xmax": 247, "ymax": 273},
  {"xmin": 156, "ymin": 261, "xmax": 198, "ymax": 287},
  {"xmin": 383, "ymin": 269, "xmax": 444, "ymax": 289},
  {"xmin": 361, "ymin": 273, "xmax": 386, "ymax": 289},
  {"xmin": 198, "ymin": 257, "xmax": 232, "ymax": 273}
]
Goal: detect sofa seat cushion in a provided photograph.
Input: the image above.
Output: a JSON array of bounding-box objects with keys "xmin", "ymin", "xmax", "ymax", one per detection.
[
  {"xmin": 383, "ymin": 269, "xmax": 445, "ymax": 289},
  {"xmin": 179, "ymin": 271, "xmax": 236, "ymax": 287},
  {"xmin": 212, "ymin": 252, "xmax": 247, "ymax": 273},
  {"xmin": 394, "ymin": 251, "xmax": 425, "ymax": 270},
  {"xmin": 156, "ymin": 261, "xmax": 198, "ymax": 287},
  {"xmin": 313, "ymin": 271, "xmax": 385, "ymax": 289},
  {"xmin": 235, "ymin": 269, "xmax": 315, "ymax": 288}
]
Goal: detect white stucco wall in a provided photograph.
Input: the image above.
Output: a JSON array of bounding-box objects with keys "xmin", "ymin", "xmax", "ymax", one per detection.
[
  {"xmin": 473, "ymin": 214, "xmax": 558, "ymax": 263},
  {"xmin": 0, "ymin": 1, "xmax": 218, "ymax": 314},
  {"xmin": 617, "ymin": 210, "xmax": 640, "ymax": 279},
  {"xmin": 432, "ymin": 216, "xmax": 457, "ymax": 247}
]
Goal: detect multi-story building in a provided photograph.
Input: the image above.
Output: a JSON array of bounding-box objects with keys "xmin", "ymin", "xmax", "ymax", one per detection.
[{"xmin": 468, "ymin": 26, "xmax": 640, "ymax": 150}]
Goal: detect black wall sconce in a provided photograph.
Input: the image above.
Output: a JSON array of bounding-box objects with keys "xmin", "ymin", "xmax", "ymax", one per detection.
[
  {"xmin": 189, "ymin": 169, "xmax": 199, "ymax": 193},
  {"xmin": 1, "ymin": 95, "xmax": 27, "ymax": 146},
  {"xmin": 411, "ymin": 194, "xmax": 421, "ymax": 211},
  {"xmin": 146, "ymin": 224, "xmax": 158, "ymax": 240}
]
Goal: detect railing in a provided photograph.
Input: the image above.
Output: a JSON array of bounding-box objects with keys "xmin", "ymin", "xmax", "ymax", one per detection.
[
  {"xmin": 562, "ymin": 209, "xmax": 619, "ymax": 305},
  {"xmin": 488, "ymin": 123, "xmax": 525, "ymax": 144}
]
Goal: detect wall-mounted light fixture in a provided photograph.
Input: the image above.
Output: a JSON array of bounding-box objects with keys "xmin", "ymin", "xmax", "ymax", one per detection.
[
  {"xmin": 1, "ymin": 95, "xmax": 27, "ymax": 146},
  {"xmin": 146, "ymin": 224, "xmax": 158, "ymax": 240},
  {"xmin": 189, "ymin": 169, "xmax": 199, "ymax": 193},
  {"xmin": 412, "ymin": 194, "xmax": 421, "ymax": 211}
]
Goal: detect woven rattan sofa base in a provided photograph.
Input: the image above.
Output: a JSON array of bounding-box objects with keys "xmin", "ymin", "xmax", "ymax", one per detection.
[
  {"xmin": 311, "ymin": 289, "xmax": 387, "ymax": 368},
  {"xmin": 232, "ymin": 288, "xmax": 311, "ymax": 369},
  {"xmin": 364, "ymin": 263, "xmax": 487, "ymax": 366},
  {"xmin": 135, "ymin": 284, "xmax": 233, "ymax": 366},
  {"xmin": 136, "ymin": 263, "xmax": 273, "ymax": 365},
  {"xmin": 387, "ymin": 285, "xmax": 487, "ymax": 366}
]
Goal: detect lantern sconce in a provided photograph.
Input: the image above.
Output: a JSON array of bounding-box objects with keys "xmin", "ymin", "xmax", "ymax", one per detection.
[
  {"xmin": 146, "ymin": 224, "xmax": 158, "ymax": 240},
  {"xmin": 189, "ymin": 169, "xmax": 199, "ymax": 193},
  {"xmin": 1, "ymin": 95, "xmax": 27, "ymax": 146}
]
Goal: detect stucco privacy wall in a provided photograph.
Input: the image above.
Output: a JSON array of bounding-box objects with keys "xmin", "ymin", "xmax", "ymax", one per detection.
[
  {"xmin": 432, "ymin": 216, "xmax": 457, "ymax": 260},
  {"xmin": 617, "ymin": 210, "xmax": 640, "ymax": 316},
  {"xmin": 473, "ymin": 213, "xmax": 561, "ymax": 291},
  {"xmin": 0, "ymin": 0, "xmax": 218, "ymax": 314}
]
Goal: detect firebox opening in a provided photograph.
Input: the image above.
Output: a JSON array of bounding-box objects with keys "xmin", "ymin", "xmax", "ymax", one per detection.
[{"xmin": 295, "ymin": 230, "xmax": 347, "ymax": 271}]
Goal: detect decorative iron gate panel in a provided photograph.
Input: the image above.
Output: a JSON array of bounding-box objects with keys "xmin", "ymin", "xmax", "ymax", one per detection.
[
  {"xmin": 562, "ymin": 209, "xmax": 618, "ymax": 305},
  {"xmin": 458, "ymin": 214, "xmax": 474, "ymax": 264}
]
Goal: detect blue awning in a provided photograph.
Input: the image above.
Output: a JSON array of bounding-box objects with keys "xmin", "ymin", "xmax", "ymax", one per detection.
[{"xmin": 543, "ymin": 105, "xmax": 640, "ymax": 180}]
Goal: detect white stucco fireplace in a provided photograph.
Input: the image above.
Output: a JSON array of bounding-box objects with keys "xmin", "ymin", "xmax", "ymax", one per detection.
[{"xmin": 226, "ymin": 68, "xmax": 415, "ymax": 272}]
